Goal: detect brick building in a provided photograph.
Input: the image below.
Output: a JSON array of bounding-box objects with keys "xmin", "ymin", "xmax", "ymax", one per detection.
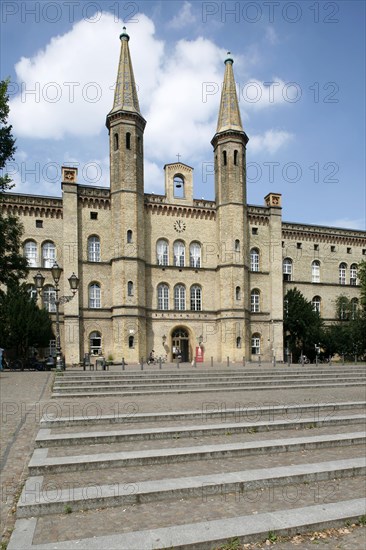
[{"xmin": 3, "ymin": 29, "xmax": 365, "ymax": 365}]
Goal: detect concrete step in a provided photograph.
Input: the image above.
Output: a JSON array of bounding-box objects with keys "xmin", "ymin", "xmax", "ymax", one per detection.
[
  {"xmin": 53, "ymin": 375, "xmax": 366, "ymax": 393},
  {"xmin": 28, "ymin": 431, "xmax": 365, "ymax": 474},
  {"xmin": 9, "ymin": 498, "xmax": 366, "ymax": 549},
  {"xmin": 40, "ymin": 401, "xmax": 366, "ymax": 428},
  {"xmin": 35, "ymin": 413, "xmax": 366, "ymax": 447},
  {"xmin": 17, "ymin": 457, "xmax": 365, "ymax": 517},
  {"xmin": 51, "ymin": 380, "xmax": 366, "ymax": 398},
  {"xmin": 53, "ymin": 372, "xmax": 366, "ymax": 387}
]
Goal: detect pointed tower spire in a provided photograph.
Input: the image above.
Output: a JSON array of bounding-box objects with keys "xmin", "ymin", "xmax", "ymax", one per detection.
[
  {"xmin": 216, "ymin": 52, "xmax": 243, "ymax": 134},
  {"xmin": 109, "ymin": 27, "xmax": 141, "ymax": 116}
]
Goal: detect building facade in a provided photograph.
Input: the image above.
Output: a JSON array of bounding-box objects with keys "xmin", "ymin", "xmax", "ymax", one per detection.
[{"xmin": 3, "ymin": 30, "xmax": 366, "ymax": 365}]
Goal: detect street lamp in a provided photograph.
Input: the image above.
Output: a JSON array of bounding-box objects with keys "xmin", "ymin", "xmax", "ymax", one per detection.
[{"xmin": 34, "ymin": 262, "xmax": 79, "ymax": 371}]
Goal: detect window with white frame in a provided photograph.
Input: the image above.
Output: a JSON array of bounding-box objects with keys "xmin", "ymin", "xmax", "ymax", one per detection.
[
  {"xmin": 157, "ymin": 239, "xmax": 169, "ymax": 266},
  {"xmin": 157, "ymin": 283, "xmax": 169, "ymax": 310},
  {"xmin": 351, "ymin": 298, "xmax": 359, "ymax": 320},
  {"xmin": 251, "ymin": 289, "xmax": 260, "ymax": 312},
  {"xmin": 250, "ymin": 248, "xmax": 259, "ymax": 271},
  {"xmin": 88, "ymin": 236, "xmax": 101, "ymax": 262},
  {"xmin": 27, "ymin": 284, "xmax": 37, "ymax": 301},
  {"xmin": 90, "ymin": 331, "xmax": 102, "ymax": 354},
  {"xmin": 350, "ymin": 264, "xmax": 357, "ymax": 285},
  {"xmin": 174, "ymin": 284, "xmax": 186, "ymax": 310},
  {"xmin": 43, "ymin": 285, "xmax": 56, "ymax": 312},
  {"xmin": 174, "ymin": 241, "xmax": 185, "ymax": 267},
  {"xmin": 312, "ymin": 295, "xmax": 321, "ymax": 314},
  {"xmin": 24, "ymin": 240, "xmax": 38, "ymax": 267},
  {"xmin": 339, "ymin": 263, "xmax": 347, "ymax": 285},
  {"xmin": 89, "ymin": 283, "xmax": 101, "ymax": 308},
  {"xmin": 189, "ymin": 242, "xmax": 201, "ymax": 268},
  {"xmin": 251, "ymin": 334, "xmax": 261, "ymax": 354},
  {"xmin": 312, "ymin": 260, "xmax": 320, "ymax": 283},
  {"xmin": 283, "ymin": 258, "xmax": 292, "ymax": 281},
  {"xmin": 42, "ymin": 241, "xmax": 56, "ymax": 268},
  {"xmin": 190, "ymin": 285, "xmax": 202, "ymax": 311}
]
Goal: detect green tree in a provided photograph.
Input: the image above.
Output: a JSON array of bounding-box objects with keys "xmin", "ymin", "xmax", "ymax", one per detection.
[
  {"xmin": 358, "ymin": 260, "xmax": 366, "ymax": 310},
  {"xmin": 284, "ymin": 288, "xmax": 323, "ymax": 361},
  {"xmin": 0, "ymin": 79, "xmax": 28, "ymax": 287},
  {"xmin": 0, "ymin": 283, "xmax": 54, "ymax": 359}
]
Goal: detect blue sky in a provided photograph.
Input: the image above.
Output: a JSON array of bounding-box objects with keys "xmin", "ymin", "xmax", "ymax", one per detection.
[{"xmin": 1, "ymin": 0, "xmax": 365, "ymax": 229}]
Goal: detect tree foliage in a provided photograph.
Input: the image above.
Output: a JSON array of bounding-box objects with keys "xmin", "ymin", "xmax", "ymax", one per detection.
[
  {"xmin": 0, "ymin": 79, "xmax": 16, "ymax": 194},
  {"xmin": 284, "ymin": 287, "xmax": 323, "ymax": 360},
  {"xmin": 0, "ymin": 283, "xmax": 54, "ymax": 358},
  {"xmin": 0, "ymin": 79, "xmax": 28, "ymax": 287}
]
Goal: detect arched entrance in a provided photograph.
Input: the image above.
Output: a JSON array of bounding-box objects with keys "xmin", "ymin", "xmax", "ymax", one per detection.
[{"xmin": 171, "ymin": 327, "xmax": 190, "ymax": 362}]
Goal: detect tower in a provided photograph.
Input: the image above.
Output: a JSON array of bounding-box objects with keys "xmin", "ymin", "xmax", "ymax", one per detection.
[
  {"xmin": 106, "ymin": 28, "xmax": 147, "ymax": 361},
  {"xmin": 211, "ymin": 53, "xmax": 250, "ymax": 360}
]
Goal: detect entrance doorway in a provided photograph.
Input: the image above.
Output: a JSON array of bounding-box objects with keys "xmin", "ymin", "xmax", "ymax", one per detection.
[{"xmin": 172, "ymin": 328, "xmax": 190, "ymax": 362}]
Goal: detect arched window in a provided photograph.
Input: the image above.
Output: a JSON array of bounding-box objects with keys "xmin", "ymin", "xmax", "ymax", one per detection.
[
  {"xmin": 127, "ymin": 281, "xmax": 133, "ymax": 296},
  {"xmin": 236, "ymin": 336, "xmax": 242, "ymax": 348},
  {"xmin": 157, "ymin": 284, "xmax": 169, "ymax": 310},
  {"xmin": 235, "ymin": 286, "xmax": 241, "ymax": 300},
  {"xmin": 89, "ymin": 283, "xmax": 101, "ymax": 308},
  {"xmin": 24, "ymin": 240, "xmax": 38, "ymax": 267},
  {"xmin": 312, "ymin": 295, "xmax": 321, "ymax": 314},
  {"xmin": 173, "ymin": 174, "xmax": 184, "ymax": 198},
  {"xmin": 312, "ymin": 260, "xmax": 320, "ymax": 283},
  {"xmin": 113, "ymin": 133, "xmax": 119, "ymax": 151},
  {"xmin": 174, "ymin": 284, "xmax": 186, "ymax": 310},
  {"xmin": 222, "ymin": 150, "xmax": 227, "ymax": 166},
  {"xmin": 42, "ymin": 241, "xmax": 56, "ymax": 268},
  {"xmin": 88, "ymin": 236, "xmax": 100, "ymax": 262},
  {"xmin": 189, "ymin": 242, "xmax": 201, "ymax": 268},
  {"xmin": 43, "ymin": 285, "xmax": 56, "ymax": 312},
  {"xmin": 234, "ymin": 150, "xmax": 238, "ymax": 166},
  {"xmin": 350, "ymin": 264, "xmax": 357, "ymax": 285},
  {"xmin": 127, "ymin": 230, "xmax": 133, "ymax": 243},
  {"xmin": 126, "ymin": 132, "xmax": 131, "ymax": 149},
  {"xmin": 339, "ymin": 263, "xmax": 347, "ymax": 285},
  {"xmin": 283, "ymin": 258, "xmax": 293, "ymax": 281},
  {"xmin": 250, "ymin": 248, "xmax": 259, "ymax": 271},
  {"xmin": 251, "ymin": 289, "xmax": 260, "ymax": 312},
  {"xmin": 157, "ymin": 239, "xmax": 169, "ymax": 266},
  {"xmin": 234, "ymin": 239, "xmax": 240, "ymax": 252},
  {"xmin": 251, "ymin": 333, "xmax": 261, "ymax": 355},
  {"xmin": 190, "ymin": 285, "xmax": 202, "ymax": 311},
  {"xmin": 174, "ymin": 241, "xmax": 185, "ymax": 267},
  {"xmin": 351, "ymin": 298, "xmax": 359, "ymax": 319},
  {"xmin": 90, "ymin": 331, "xmax": 102, "ymax": 355},
  {"xmin": 128, "ymin": 335, "xmax": 134, "ymax": 348}
]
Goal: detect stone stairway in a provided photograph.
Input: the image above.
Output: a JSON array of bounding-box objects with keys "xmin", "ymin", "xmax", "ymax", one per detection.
[{"xmin": 8, "ymin": 365, "xmax": 366, "ymax": 549}]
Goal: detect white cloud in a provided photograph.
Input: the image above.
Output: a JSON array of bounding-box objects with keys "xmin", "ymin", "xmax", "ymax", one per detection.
[
  {"xmin": 265, "ymin": 26, "xmax": 279, "ymax": 45},
  {"xmin": 9, "ymin": 12, "xmax": 293, "ymax": 192},
  {"xmin": 168, "ymin": 2, "xmax": 196, "ymax": 29},
  {"xmin": 10, "ymin": 13, "xmax": 164, "ymax": 139},
  {"xmin": 250, "ymin": 130, "xmax": 293, "ymax": 154}
]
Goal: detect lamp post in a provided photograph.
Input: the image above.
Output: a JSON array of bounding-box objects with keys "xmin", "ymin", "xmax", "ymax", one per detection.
[{"xmin": 34, "ymin": 263, "xmax": 79, "ymax": 371}]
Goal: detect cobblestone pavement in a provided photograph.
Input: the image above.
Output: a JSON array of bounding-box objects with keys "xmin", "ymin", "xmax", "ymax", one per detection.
[{"xmin": 1, "ymin": 364, "xmax": 366, "ymax": 549}]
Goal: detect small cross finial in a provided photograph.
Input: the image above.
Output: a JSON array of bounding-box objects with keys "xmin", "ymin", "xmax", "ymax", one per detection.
[{"xmin": 176, "ymin": 153, "xmax": 181, "ymax": 162}]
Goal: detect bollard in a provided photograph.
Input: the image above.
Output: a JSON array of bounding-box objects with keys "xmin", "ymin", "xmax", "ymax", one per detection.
[
  {"xmin": 140, "ymin": 357, "xmax": 144, "ymax": 370},
  {"xmin": 122, "ymin": 357, "xmax": 125, "ymax": 371},
  {"xmin": 159, "ymin": 357, "xmax": 162, "ymax": 369},
  {"xmin": 211, "ymin": 356, "xmax": 213, "ymax": 367},
  {"xmin": 242, "ymin": 356, "xmax": 245, "ymax": 367},
  {"xmin": 258, "ymin": 354, "xmax": 261, "ymax": 366},
  {"xmin": 227, "ymin": 356, "xmax": 229, "ymax": 368},
  {"xmin": 193, "ymin": 358, "xmax": 196, "ymax": 368}
]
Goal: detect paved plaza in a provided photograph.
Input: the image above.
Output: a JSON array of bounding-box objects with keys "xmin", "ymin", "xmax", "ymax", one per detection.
[{"xmin": 1, "ymin": 362, "xmax": 365, "ymax": 549}]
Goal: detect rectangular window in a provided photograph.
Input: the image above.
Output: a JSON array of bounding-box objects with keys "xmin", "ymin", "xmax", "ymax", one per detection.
[
  {"xmin": 36, "ymin": 220, "xmax": 43, "ymax": 228},
  {"xmin": 90, "ymin": 212, "xmax": 98, "ymax": 220},
  {"xmin": 252, "ymin": 227, "xmax": 258, "ymax": 235}
]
